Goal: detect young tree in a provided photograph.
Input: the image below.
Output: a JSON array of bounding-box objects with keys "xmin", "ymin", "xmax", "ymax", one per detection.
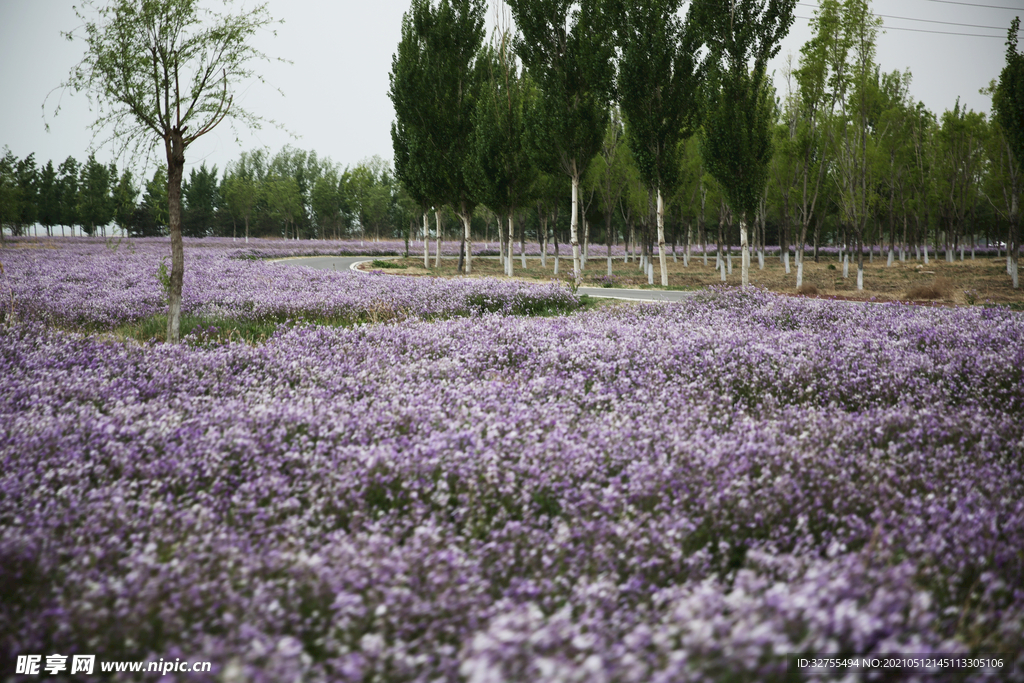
[
  {"xmin": 508, "ymin": 0, "xmax": 615, "ymax": 276},
  {"xmin": 694, "ymin": 0, "xmax": 795, "ymax": 287},
  {"xmin": 618, "ymin": 0, "xmax": 703, "ymax": 286},
  {"xmin": 57, "ymin": 0, "xmax": 283, "ymax": 341},
  {"xmin": 993, "ymin": 16, "xmax": 1024, "ymax": 288}
]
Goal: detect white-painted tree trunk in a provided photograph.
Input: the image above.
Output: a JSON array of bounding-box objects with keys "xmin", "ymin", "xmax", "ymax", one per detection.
[
  {"xmin": 739, "ymin": 218, "xmax": 750, "ymax": 287},
  {"xmin": 796, "ymin": 260, "xmax": 803, "ymax": 289},
  {"xmin": 886, "ymin": 249, "xmax": 893, "ymax": 267},
  {"xmin": 923, "ymin": 244, "xmax": 929, "ymax": 265},
  {"xmin": 783, "ymin": 250, "xmax": 790, "ymax": 274},
  {"xmin": 843, "ymin": 255, "xmax": 849, "ymax": 278},
  {"xmin": 423, "ymin": 212, "xmax": 430, "ymax": 268},
  {"xmin": 720, "ymin": 258, "xmax": 727, "ymax": 281},
  {"xmin": 570, "ymin": 174, "xmax": 581, "ymax": 276},
  {"xmin": 857, "ymin": 262, "xmax": 864, "ymax": 290},
  {"xmin": 540, "ymin": 217, "xmax": 547, "ymax": 268},
  {"xmin": 758, "ymin": 249, "xmax": 764, "ymax": 269},
  {"xmin": 648, "ymin": 262, "xmax": 654, "ymax": 284},
  {"xmin": 461, "ymin": 212, "xmax": 472, "ymax": 274},
  {"xmin": 657, "ymin": 190, "xmax": 668, "ymax": 286},
  {"xmin": 607, "ymin": 256, "xmax": 613, "ymax": 277},
  {"xmin": 554, "ymin": 255, "xmax": 559, "ymax": 274},
  {"xmin": 507, "ymin": 215, "xmax": 514, "ymax": 277},
  {"xmin": 727, "ymin": 251, "xmax": 733, "ymax": 275},
  {"xmin": 434, "ymin": 211, "xmax": 442, "ymax": 268}
]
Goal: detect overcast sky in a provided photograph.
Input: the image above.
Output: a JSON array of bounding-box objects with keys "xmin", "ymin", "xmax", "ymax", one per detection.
[{"xmin": 1, "ymin": 0, "xmax": 1020, "ymax": 180}]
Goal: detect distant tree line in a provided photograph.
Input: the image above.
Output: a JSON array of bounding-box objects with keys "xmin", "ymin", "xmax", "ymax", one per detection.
[{"xmin": 0, "ymin": 146, "xmax": 429, "ymax": 244}]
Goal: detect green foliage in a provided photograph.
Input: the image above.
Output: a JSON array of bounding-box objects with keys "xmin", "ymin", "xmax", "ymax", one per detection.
[
  {"xmin": 77, "ymin": 154, "xmax": 113, "ymax": 235},
  {"xmin": 993, "ymin": 18, "xmax": 1024, "ymax": 173},
  {"xmin": 156, "ymin": 256, "xmax": 171, "ymax": 302},
  {"xmin": 509, "ymin": 0, "xmax": 615, "ymax": 181},
  {"xmin": 37, "ymin": 161, "xmax": 61, "ymax": 233},
  {"xmin": 469, "ymin": 34, "xmax": 536, "ymax": 218},
  {"xmin": 370, "ymin": 259, "xmax": 406, "ymax": 269},
  {"xmin": 694, "ymin": 0, "xmax": 795, "ymax": 221},
  {"xmin": 617, "ymin": 0, "xmax": 702, "ymax": 194},
  {"xmin": 182, "ymin": 163, "xmax": 219, "ymax": 238}
]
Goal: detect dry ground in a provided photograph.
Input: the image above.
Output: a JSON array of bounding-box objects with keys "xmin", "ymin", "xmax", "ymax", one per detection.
[{"xmin": 364, "ymin": 251, "xmax": 1024, "ymax": 307}]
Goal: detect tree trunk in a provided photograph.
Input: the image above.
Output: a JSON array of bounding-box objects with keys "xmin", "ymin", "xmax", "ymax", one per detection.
[
  {"xmin": 1012, "ymin": 192, "xmax": 1020, "ymax": 289},
  {"xmin": 657, "ymin": 189, "xmax": 668, "ymax": 286},
  {"xmin": 520, "ymin": 215, "xmax": 526, "ymax": 269},
  {"xmin": 434, "ymin": 210, "xmax": 442, "ymax": 268},
  {"xmin": 461, "ymin": 209, "xmax": 472, "ymax": 274},
  {"xmin": 570, "ymin": 170, "xmax": 581, "ymax": 276},
  {"xmin": 423, "ymin": 211, "xmax": 430, "ymax": 268},
  {"xmin": 739, "ymin": 213, "xmax": 750, "ymax": 287},
  {"xmin": 507, "ymin": 215, "xmax": 515, "ymax": 277},
  {"xmin": 540, "ymin": 205, "xmax": 548, "ymax": 268},
  {"xmin": 165, "ymin": 133, "xmax": 185, "ymax": 344}
]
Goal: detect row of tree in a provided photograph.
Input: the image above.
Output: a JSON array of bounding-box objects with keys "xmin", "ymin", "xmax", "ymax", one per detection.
[
  {"xmin": 0, "ymin": 147, "xmax": 423, "ymax": 244},
  {"xmin": 388, "ymin": 0, "xmax": 1023, "ymax": 289}
]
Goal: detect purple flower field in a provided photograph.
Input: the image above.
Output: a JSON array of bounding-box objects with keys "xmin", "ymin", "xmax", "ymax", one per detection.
[
  {"xmin": 2, "ymin": 239, "xmax": 1023, "ymax": 681},
  {"xmin": 1, "ymin": 239, "xmax": 578, "ymax": 328}
]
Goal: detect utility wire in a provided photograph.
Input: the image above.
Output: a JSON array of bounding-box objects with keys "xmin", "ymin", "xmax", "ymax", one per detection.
[
  {"xmin": 793, "ymin": 15, "xmax": 1005, "ymax": 38},
  {"xmin": 909, "ymin": 0, "xmax": 1022, "ymax": 11},
  {"xmin": 796, "ymin": 2, "xmax": 1008, "ymax": 30}
]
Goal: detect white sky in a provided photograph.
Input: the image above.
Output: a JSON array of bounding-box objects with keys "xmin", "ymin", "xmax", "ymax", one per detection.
[{"xmin": 1, "ymin": 0, "xmax": 1020, "ymax": 180}]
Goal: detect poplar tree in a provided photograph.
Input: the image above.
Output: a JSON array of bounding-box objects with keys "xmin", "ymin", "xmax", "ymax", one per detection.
[
  {"xmin": 993, "ymin": 16, "xmax": 1024, "ymax": 288},
  {"xmin": 470, "ymin": 33, "xmax": 536, "ymax": 277},
  {"xmin": 693, "ymin": 0, "xmax": 795, "ymax": 288},
  {"xmin": 507, "ymin": 0, "xmax": 615, "ymax": 277},
  {"xmin": 618, "ymin": 0, "xmax": 702, "ymax": 286}
]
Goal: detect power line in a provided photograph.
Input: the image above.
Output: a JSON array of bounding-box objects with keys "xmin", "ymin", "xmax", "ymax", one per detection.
[
  {"xmin": 793, "ymin": 15, "xmax": 1005, "ymax": 38},
  {"xmin": 909, "ymin": 0, "xmax": 1023, "ymax": 11},
  {"xmin": 796, "ymin": 2, "xmax": 1009, "ymax": 30}
]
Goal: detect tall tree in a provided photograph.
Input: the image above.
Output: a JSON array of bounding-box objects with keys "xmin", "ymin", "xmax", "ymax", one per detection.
[
  {"xmin": 16, "ymin": 154, "xmax": 39, "ymax": 237},
  {"xmin": 694, "ymin": 0, "xmax": 795, "ymax": 287},
  {"xmin": 935, "ymin": 101, "xmax": 986, "ymax": 262},
  {"xmin": 77, "ymin": 154, "xmax": 113, "ymax": 236},
  {"xmin": 993, "ymin": 16, "xmax": 1024, "ymax": 288},
  {"xmin": 508, "ymin": 0, "xmax": 615, "ymax": 276},
  {"xmin": 0, "ymin": 149, "xmax": 21, "ymax": 240},
  {"xmin": 137, "ymin": 167, "xmax": 169, "ymax": 236},
  {"xmin": 470, "ymin": 33, "xmax": 536, "ymax": 277},
  {"xmin": 58, "ymin": 0, "xmax": 283, "ymax": 341},
  {"xmin": 390, "ymin": 0, "xmax": 447, "ymax": 268},
  {"xmin": 57, "ymin": 156, "xmax": 81, "ymax": 237},
  {"xmin": 112, "ymin": 166, "xmax": 139, "ymax": 236},
  {"xmin": 432, "ymin": 0, "xmax": 485, "ymax": 272},
  {"xmin": 182, "ymin": 163, "xmax": 219, "ymax": 238},
  {"xmin": 38, "ymin": 160, "xmax": 61, "ymax": 237},
  {"xmin": 831, "ymin": 0, "xmax": 882, "ymax": 290},
  {"xmin": 618, "ymin": 0, "xmax": 703, "ymax": 286}
]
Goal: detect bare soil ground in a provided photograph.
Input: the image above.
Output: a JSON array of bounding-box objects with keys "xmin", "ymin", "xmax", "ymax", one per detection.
[{"xmin": 363, "ymin": 251, "xmax": 1024, "ymax": 307}]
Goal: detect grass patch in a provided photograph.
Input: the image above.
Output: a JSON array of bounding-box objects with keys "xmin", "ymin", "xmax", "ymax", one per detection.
[
  {"xmin": 107, "ymin": 315, "xmax": 288, "ymax": 345},
  {"xmin": 370, "ymin": 259, "xmax": 406, "ymax": 269}
]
